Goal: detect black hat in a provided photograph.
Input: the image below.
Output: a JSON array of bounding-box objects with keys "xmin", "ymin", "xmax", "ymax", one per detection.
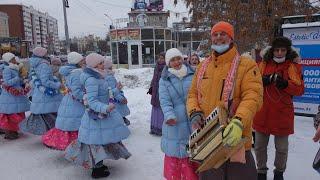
[{"xmin": 272, "ymin": 37, "xmax": 292, "ymax": 49}]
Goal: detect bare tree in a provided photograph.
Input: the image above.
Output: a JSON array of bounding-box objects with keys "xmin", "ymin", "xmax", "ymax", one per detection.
[{"xmin": 175, "ymin": 0, "xmax": 319, "ymax": 52}]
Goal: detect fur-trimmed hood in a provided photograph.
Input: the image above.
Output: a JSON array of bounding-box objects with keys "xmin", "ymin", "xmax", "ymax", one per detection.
[{"xmin": 261, "ymin": 46, "xmax": 301, "ymax": 63}]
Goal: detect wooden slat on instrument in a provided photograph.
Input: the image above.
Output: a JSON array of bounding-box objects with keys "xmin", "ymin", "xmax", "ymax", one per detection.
[{"xmin": 196, "ymin": 138, "xmax": 247, "ymax": 173}]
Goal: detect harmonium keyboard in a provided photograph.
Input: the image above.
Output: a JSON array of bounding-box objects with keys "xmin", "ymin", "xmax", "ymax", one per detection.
[{"xmin": 186, "ymin": 106, "xmax": 247, "ymax": 172}]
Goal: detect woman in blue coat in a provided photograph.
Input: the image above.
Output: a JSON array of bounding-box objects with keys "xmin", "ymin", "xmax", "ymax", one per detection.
[
  {"xmin": 42, "ymin": 52, "xmax": 86, "ymax": 150},
  {"xmin": 159, "ymin": 48, "xmax": 198, "ymax": 180},
  {"xmin": 20, "ymin": 47, "xmax": 63, "ymax": 135},
  {"xmin": 0, "ymin": 52, "xmax": 30, "ymax": 139},
  {"xmin": 64, "ymin": 53, "xmax": 131, "ymax": 179},
  {"xmin": 104, "ymin": 58, "xmax": 130, "ymax": 126}
]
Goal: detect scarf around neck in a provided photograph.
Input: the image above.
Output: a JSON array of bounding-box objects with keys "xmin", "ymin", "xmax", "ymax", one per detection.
[{"xmin": 168, "ymin": 64, "xmax": 188, "ymax": 79}]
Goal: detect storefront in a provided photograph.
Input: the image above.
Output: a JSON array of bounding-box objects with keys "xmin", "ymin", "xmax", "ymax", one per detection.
[{"xmin": 110, "ymin": 27, "xmax": 173, "ymax": 68}]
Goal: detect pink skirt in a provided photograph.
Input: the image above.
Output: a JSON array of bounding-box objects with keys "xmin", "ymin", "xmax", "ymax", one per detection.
[
  {"xmin": 164, "ymin": 155, "xmax": 199, "ymax": 180},
  {"xmin": 0, "ymin": 113, "xmax": 25, "ymax": 131},
  {"xmin": 42, "ymin": 128, "xmax": 78, "ymax": 151}
]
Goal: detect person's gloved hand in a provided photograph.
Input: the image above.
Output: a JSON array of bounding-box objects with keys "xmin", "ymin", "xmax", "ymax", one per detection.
[
  {"xmin": 190, "ymin": 111, "xmax": 205, "ymax": 130},
  {"xmin": 147, "ymin": 87, "xmax": 152, "ymax": 95},
  {"xmin": 223, "ymin": 117, "xmax": 243, "ymax": 147},
  {"xmin": 262, "ymin": 74, "xmax": 273, "ymax": 86},
  {"xmin": 275, "ymin": 75, "xmax": 288, "ymax": 90}
]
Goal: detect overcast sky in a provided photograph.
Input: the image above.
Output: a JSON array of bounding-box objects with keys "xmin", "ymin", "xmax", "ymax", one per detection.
[{"xmin": 0, "ymin": 0, "xmax": 189, "ymax": 39}]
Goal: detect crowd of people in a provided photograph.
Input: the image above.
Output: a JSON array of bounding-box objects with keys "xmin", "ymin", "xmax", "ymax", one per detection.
[{"xmin": 0, "ymin": 21, "xmax": 319, "ymax": 180}]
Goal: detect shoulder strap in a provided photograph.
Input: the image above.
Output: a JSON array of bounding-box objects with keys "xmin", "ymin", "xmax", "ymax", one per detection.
[{"xmin": 196, "ymin": 56, "xmax": 212, "ymax": 103}]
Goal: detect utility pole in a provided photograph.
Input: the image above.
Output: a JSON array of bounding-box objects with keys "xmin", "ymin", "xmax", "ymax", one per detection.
[{"xmin": 62, "ymin": 0, "xmax": 70, "ymax": 53}]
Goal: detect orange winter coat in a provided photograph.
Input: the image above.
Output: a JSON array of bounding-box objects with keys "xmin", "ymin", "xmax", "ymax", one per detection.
[
  {"xmin": 253, "ymin": 60, "xmax": 304, "ymax": 136},
  {"xmin": 187, "ymin": 46, "xmax": 263, "ymax": 150}
]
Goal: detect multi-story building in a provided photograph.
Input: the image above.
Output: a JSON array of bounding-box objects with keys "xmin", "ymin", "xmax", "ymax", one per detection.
[
  {"xmin": 0, "ymin": 11, "xmax": 9, "ymax": 37},
  {"xmin": 0, "ymin": 4, "xmax": 60, "ymax": 53}
]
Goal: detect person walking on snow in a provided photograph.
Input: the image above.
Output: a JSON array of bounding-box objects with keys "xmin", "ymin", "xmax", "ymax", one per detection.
[
  {"xmin": 0, "ymin": 52, "xmax": 30, "ymax": 139},
  {"xmin": 159, "ymin": 48, "xmax": 198, "ymax": 180},
  {"xmin": 64, "ymin": 53, "xmax": 131, "ymax": 179},
  {"xmin": 42, "ymin": 52, "xmax": 86, "ymax": 150},
  {"xmin": 104, "ymin": 58, "xmax": 131, "ymax": 126},
  {"xmin": 20, "ymin": 47, "xmax": 63, "ymax": 135},
  {"xmin": 187, "ymin": 21, "xmax": 263, "ymax": 180},
  {"xmin": 148, "ymin": 52, "xmax": 166, "ymax": 136},
  {"xmin": 253, "ymin": 37, "xmax": 305, "ymax": 180}
]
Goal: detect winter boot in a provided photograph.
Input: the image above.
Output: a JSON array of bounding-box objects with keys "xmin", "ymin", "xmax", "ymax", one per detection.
[
  {"xmin": 123, "ymin": 117, "xmax": 130, "ymax": 126},
  {"xmin": 258, "ymin": 173, "xmax": 267, "ymax": 180},
  {"xmin": 4, "ymin": 131, "xmax": 19, "ymax": 140},
  {"xmin": 274, "ymin": 170, "xmax": 284, "ymax": 180},
  {"xmin": 91, "ymin": 166, "xmax": 110, "ymax": 179}
]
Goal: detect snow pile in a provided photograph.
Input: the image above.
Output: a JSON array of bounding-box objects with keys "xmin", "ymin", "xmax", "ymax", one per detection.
[{"xmin": 114, "ymin": 68, "xmax": 153, "ymax": 89}]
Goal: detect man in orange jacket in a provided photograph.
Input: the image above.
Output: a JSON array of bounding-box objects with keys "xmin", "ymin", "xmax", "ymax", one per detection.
[{"xmin": 187, "ymin": 21, "xmax": 263, "ymax": 180}]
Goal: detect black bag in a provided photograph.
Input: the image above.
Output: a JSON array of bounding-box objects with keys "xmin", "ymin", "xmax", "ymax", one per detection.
[{"xmin": 313, "ymin": 147, "xmax": 320, "ymax": 173}]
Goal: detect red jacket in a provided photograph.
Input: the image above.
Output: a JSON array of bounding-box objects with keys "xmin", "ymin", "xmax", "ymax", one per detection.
[{"xmin": 253, "ymin": 60, "xmax": 304, "ymax": 136}]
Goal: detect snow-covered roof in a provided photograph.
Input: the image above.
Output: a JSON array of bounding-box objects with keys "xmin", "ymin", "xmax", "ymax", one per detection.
[
  {"xmin": 282, "ymin": 21, "xmax": 320, "ymax": 28},
  {"xmin": 282, "ymin": 14, "xmax": 320, "ymax": 19}
]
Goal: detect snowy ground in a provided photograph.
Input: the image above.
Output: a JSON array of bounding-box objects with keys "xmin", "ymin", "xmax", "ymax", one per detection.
[{"xmin": 0, "ymin": 68, "xmax": 319, "ymax": 180}]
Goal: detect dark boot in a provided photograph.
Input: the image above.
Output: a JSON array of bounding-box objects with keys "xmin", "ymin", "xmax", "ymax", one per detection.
[
  {"xmin": 0, "ymin": 128, "xmax": 5, "ymax": 134},
  {"xmin": 258, "ymin": 173, "xmax": 267, "ymax": 180},
  {"xmin": 123, "ymin": 117, "xmax": 130, "ymax": 126},
  {"xmin": 91, "ymin": 166, "xmax": 110, "ymax": 179},
  {"xmin": 4, "ymin": 131, "xmax": 19, "ymax": 140},
  {"xmin": 274, "ymin": 170, "xmax": 284, "ymax": 180}
]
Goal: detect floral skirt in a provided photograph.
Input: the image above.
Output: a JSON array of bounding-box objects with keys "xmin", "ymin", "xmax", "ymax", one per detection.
[
  {"xmin": 20, "ymin": 113, "xmax": 57, "ymax": 135},
  {"xmin": 42, "ymin": 128, "xmax": 78, "ymax": 151},
  {"xmin": 150, "ymin": 106, "xmax": 164, "ymax": 136},
  {"xmin": 164, "ymin": 155, "xmax": 199, "ymax": 180},
  {"xmin": 64, "ymin": 140, "xmax": 131, "ymax": 169},
  {"xmin": 0, "ymin": 113, "xmax": 25, "ymax": 132}
]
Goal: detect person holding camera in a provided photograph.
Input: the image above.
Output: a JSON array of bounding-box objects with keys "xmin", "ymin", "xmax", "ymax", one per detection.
[{"xmin": 253, "ymin": 37, "xmax": 305, "ymax": 180}]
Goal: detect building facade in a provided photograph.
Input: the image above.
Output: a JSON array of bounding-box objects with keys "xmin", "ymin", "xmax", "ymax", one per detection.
[
  {"xmin": 0, "ymin": 11, "xmax": 9, "ymax": 37},
  {"xmin": 0, "ymin": 4, "xmax": 60, "ymax": 54}
]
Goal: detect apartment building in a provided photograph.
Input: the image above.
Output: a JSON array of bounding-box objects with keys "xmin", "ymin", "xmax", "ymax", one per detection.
[
  {"xmin": 0, "ymin": 11, "xmax": 9, "ymax": 37},
  {"xmin": 0, "ymin": 4, "xmax": 60, "ymax": 53}
]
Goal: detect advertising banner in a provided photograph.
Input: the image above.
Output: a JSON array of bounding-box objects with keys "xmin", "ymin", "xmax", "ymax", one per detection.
[
  {"xmin": 283, "ymin": 26, "xmax": 320, "ymax": 115},
  {"xmin": 110, "ymin": 30, "xmax": 117, "ymax": 41},
  {"xmin": 128, "ymin": 29, "xmax": 140, "ymax": 40},
  {"xmin": 117, "ymin": 30, "xmax": 128, "ymax": 41}
]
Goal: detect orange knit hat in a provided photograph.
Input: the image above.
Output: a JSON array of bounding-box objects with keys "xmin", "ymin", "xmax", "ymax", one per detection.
[{"xmin": 211, "ymin": 21, "xmax": 234, "ymax": 39}]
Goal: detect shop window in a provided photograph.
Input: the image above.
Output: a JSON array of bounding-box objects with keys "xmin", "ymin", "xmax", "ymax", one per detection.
[
  {"xmin": 192, "ymin": 42, "xmax": 201, "ymax": 51},
  {"xmin": 142, "ymin": 41, "xmax": 154, "ymax": 64},
  {"xmin": 118, "ymin": 42, "xmax": 128, "ymax": 64},
  {"xmin": 155, "ymin": 41, "xmax": 165, "ymax": 56},
  {"xmin": 165, "ymin": 41, "xmax": 172, "ymax": 51},
  {"xmin": 141, "ymin": 29, "xmax": 154, "ymax": 40},
  {"xmin": 111, "ymin": 42, "xmax": 118, "ymax": 64},
  {"xmin": 165, "ymin": 29, "xmax": 171, "ymax": 40},
  {"xmin": 179, "ymin": 32, "xmax": 191, "ymax": 41},
  {"xmin": 155, "ymin": 29, "xmax": 164, "ymax": 39}
]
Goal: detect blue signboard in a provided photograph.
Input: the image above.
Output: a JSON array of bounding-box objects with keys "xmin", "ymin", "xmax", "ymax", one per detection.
[{"xmin": 283, "ymin": 26, "xmax": 320, "ymax": 115}]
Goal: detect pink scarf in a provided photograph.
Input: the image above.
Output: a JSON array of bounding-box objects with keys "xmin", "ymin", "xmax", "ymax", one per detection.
[{"xmin": 196, "ymin": 53, "xmax": 240, "ymax": 115}]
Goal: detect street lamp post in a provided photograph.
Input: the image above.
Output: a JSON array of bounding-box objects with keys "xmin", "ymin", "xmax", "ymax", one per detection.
[{"xmin": 62, "ymin": 0, "xmax": 70, "ymax": 53}]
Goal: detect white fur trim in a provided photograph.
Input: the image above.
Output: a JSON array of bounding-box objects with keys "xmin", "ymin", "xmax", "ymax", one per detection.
[{"xmin": 168, "ymin": 64, "xmax": 188, "ymax": 79}]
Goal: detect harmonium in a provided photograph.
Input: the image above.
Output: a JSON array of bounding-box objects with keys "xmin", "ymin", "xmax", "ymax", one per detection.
[{"xmin": 186, "ymin": 106, "xmax": 247, "ymax": 173}]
